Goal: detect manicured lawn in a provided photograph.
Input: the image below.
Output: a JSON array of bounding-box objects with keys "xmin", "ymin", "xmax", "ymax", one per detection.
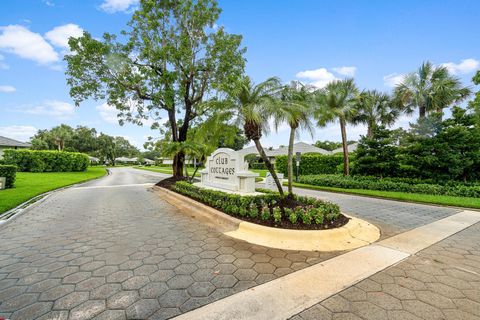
[
  {"xmin": 136, "ymin": 166, "xmax": 266, "ymax": 181},
  {"xmin": 290, "ymin": 182, "xmax": 480, "ymax": 209},
  {"xmin": 135, "ymin": 166, "xmax": 201, "ymax": 177},
  {"xmin": 251, "ymin": 169, "xmax": 268, "ymax": 177},
  {"xmin": 0, "ymin": 167, "xmax": 107, "ymax": 214}
]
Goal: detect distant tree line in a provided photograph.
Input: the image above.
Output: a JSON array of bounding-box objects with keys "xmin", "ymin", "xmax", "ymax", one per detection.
[{"xmin": 30, "ymin": 124, "xmax": 140, "ymax": 165}]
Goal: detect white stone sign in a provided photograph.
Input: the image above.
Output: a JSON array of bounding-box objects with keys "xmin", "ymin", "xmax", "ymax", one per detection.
[
  {"xmin": 265, "ymin": 172, "xmax": 284, "ymax": 191},
  {"xmin": 200, "ymin": 148, "xmax": 258, "ymax": 194}
]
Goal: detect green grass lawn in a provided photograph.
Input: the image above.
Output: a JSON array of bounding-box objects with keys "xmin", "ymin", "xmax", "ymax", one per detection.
[
  {"xmin": 289, "ymin": 182, "xmax": 480, "ymax": 209},
  {"xmin": 135, "ymin": 165, "xmax": 201, "ymax": 177},
  {"xmin": 136, "ymin": 166, "xmax": 267, "ymax": 181},
  {"xmin": 0, "ymin": 167, "xmax": 107, "ymax": 214}
]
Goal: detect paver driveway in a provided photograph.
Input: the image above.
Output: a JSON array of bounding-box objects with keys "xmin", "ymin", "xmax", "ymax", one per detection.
[{"xmin": 0, "ymin": 168, "xmax": 339, "ymax": 320}]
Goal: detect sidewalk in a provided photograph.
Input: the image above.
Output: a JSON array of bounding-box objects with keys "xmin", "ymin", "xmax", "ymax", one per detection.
[{"xmin": 292, "ymin": 222, "xmax": 480, "ymax": 320}]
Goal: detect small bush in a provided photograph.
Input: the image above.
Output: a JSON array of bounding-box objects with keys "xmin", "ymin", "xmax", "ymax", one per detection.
[
  {"xmin": 0, "ymin": 165, "xmax": 17, "ymax": 188},
  {"xmin": 249, "ymin": 162, "xmax": 267, "ymax": 170},
  {"xmin": 3, "ymin": 149, "xmax": 89, "ymax": 172},
  {"xmin": 298, "ymin": 174, "xmax": 480, "ymax": 198},
  {"xmin": 172, "ymin": 181, "xmax": 341, "ymax": 227},
  {"xmin": 276, "ymin": 154, "xmax": 345, "ymax": 176}
]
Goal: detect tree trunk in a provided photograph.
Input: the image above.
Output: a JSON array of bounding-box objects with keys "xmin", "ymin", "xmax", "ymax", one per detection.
[
  {"xmin": 253, "ymin": 139, "xmax": 284, "ymax": 196},
  {"xmin": 173, "ymin": 152, "xmax": 185, "ymax": 178},
  {"xmin": 287, "ymin": 127, "xmax": 296, "ymax": 196},
  {"xmin": 367, "ymin": 123, "xmax": 374, "ymax": 139},
  {"xmin": 340, "ymin": 119, "xmax": 350, "ymax": 176},
  {"xmin": 419, "ymin": 106, "xmax": 426, "ymax": 118}
]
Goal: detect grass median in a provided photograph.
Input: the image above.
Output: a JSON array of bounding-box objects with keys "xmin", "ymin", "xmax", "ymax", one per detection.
[
  {"xmin": 289, "ymin": 182, "xmax": 480, "ymax": 209},
  {"xmin": 0, "ymin": 167, "xmax": 107, "ymax": 214}
]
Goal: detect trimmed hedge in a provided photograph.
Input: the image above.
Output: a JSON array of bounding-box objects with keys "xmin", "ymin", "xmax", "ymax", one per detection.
[
  {"xmin": 3, "ymin": 149, "xmax": 89, "ymax": 172},
  {"xmin": 298, "ymin": 174, "xmax": 480, "ymax": 198},
  {"xmin": 249, "ymin": 162, "xmax": 267, "ymax": 170},
  {"xmin": 276, "ymin": 154, "xmax": 344, "ymax": 176},
  {"xmin": 0, "ymin": 165, "xmax": 16, "ymax": 188},
  {"xmin": 173, "ymin": 181, "xmax": 341, "ymax": 226}
]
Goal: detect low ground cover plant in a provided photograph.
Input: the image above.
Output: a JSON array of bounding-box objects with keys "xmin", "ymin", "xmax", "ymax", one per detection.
[
  {"xmin": 3, "ymin": 149, "xmax": 89, "ymax": 172},
  {"xmin": 299, "ymin": 174, "xmax": 480, "ymax": 198},
  {"xmin": 0, "ymin": 165, "xmax": 17, "ymax": 188},
  {"xmin": 172, "ymin": 181, "xmax": 345, "ymax": 230}
]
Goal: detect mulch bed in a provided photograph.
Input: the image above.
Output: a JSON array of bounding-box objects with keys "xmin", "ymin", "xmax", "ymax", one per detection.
[{"xmin": 156, "ymin": 177, "xmax": 349, "ymax": 231}]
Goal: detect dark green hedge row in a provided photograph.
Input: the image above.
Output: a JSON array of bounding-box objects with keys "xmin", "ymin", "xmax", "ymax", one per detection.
[
  {"xmin": 0, "ymin": 165, "xmax": 16, "ymax": 188},
  {"xmin": 276, "ymin": 154, "xmax": 344, "ymax": 176},
  {"xmin": 298, "ymin": 174, "xmax": 480, "ymax": 198},
  {"xmin": 173, "ymin": 181, "xmax": 341, "ymax": 226},
  {"xmin": 3, "ymin": 149, "xmax": 89, "ymax": 172},
  {"xmin": 249, "ymin": 162, "xmax": 267, "ymax": 170}
]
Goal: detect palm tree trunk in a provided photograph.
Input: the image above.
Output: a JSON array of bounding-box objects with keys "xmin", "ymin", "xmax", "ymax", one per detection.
[
  {"xmin": 287, "ymin": 127, "xmax": 295, "ymax": 196},
  {"xmin": 253, "ymin": 139, "xmax": 284, "ymax": 196},
  {"xmin": 340, "ymin": 119, "xmax": 350, "ymax": 176},
  {"xmin": 367, "ymin": 122, "xmax": 374, "ymax": 139},
  {"xmin": 419, "ymin": 106, "xmax": 426, "ymax": 118}
]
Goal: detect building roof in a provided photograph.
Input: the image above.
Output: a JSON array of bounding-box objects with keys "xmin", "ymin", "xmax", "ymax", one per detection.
[
  {"xmin": 331, "ymin": 142, "xmax": 358, "ymax": 154},
  {"xmin": 115, "ymin": 157, "xmax": 138, "ymax": 162},
  {"xmin": 239, "ymin": 142, "xmax": 331, "ymax": 157},
  {"xmin": 0, "ymin": 136, "xmax": 31, "ymax": 148}
]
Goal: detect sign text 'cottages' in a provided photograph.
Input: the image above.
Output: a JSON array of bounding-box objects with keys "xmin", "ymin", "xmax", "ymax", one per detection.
[{"xmin": 200, "ymin": 148, "xmax": 258, "ymax": 194}]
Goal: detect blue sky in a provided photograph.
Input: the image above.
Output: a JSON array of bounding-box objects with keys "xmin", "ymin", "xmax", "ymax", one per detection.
[{"xmin": 1, "ymin": 0, "xmax": 479, "ymax": 149}]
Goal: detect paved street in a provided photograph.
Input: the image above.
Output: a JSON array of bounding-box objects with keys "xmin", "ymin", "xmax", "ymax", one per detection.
[
  {"xmin": 0, "ymin": 168, "xmax": 338, "ymax": 320},
  {"xmin": 0, "ymin": 167, "xmax": 476, "ymax": 319},
  {"xmin": 293, "ymin": 187, "xmax": 461, "ymax": 238},
  {"xmin": 292, "ymin": 221, "xmax": 480, "ymax": 320}
]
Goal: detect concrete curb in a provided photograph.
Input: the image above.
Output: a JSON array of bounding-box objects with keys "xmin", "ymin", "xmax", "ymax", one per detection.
[{"xmin": 154, "ymin": 186, "xmax": 380, "ymax": 251}]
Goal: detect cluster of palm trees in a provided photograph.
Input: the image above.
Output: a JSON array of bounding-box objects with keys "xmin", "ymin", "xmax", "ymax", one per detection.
[{"xmin": 230, "ymin": 61, "xmax": 471, "ymax": 198}]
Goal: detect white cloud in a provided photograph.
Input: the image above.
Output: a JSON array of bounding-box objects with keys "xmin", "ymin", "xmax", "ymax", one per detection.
[
  {"xmin": 383, "ymin": 73, "xmax": 405, "ymax": 87},
  {"xmin": 0, "ymin": 54, "xmax": 8, "ymax": 69},
  {"xmin": 296, "ymin": 68, "xmax": 338, "ymax": 88},
  {"xmin": 100, "ymin": 0, "xmax": 138, "ymax": 13},
  {"xmin": 332, "ymin": 66, "xmax": 357, "ymax": 77},
  {"xmin": 43, "ymin": 0, "xmax": 55, "ymax": 6},
  {"xmin": 96, "ymin": 102, "xmax": 119, "ymax": 124},
  {"xmin": 19, "ymin": 100, "xmax": 76, "ymax": 119},
  {"xmin": 0, "ymin": 25, "xmax": 59, "ymax": 64},
  {"xmin": 441, "ymin": 58, "xmax": 479, "ymax": 75},
  {"xmin": 45, "ymin": 24, "xmax": 83, "ymax": 50},
  {"xmin": 0, "ymin": 125, "xmax": 37, "ymax": 141},
  {"xmin": 0, "ymin": 85, "xmax": 15, "ymax": 93}
]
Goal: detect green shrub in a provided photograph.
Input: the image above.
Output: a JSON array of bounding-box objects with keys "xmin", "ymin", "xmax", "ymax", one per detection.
[
  {"xmin": 276, "ymin": 154, "xmax": 345, "ymax": 176},
  {"xmin": 172, "ymin": 181, "xmax": 341, "ymax": 226},
  {"xmin": 249, "ymin": 162, "xmax": 267, "ymax": 170},
  {"xmin": 3, "ymin": 149, "xmax": 89, "ymax": 172},
  {"xmin": 298, "ymin": 174, "xmax": 480, "ymax": 198},
  {"xmin": 0, "ymin": 165, "xmax": 17, "ymax": 188}
]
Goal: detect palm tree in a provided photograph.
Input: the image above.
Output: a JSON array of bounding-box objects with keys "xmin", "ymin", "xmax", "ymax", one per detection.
[
  {"xmin": 273, "ymin": 81, "xmax": 315, "ymax": 196},
  {"xmin": 352, "ymin": 90, "xmax": 399, "ymax": 138},
  {"xmin": 314, "ymin": 78, "xmax": 359, "ymax": 176},
  {"xmin": 394, "ymin": 61, "xmax": 471, "ymax": 118},
  {"xmin": 232, "ymin": 76, "xmax": 285, "ymax": 196}
]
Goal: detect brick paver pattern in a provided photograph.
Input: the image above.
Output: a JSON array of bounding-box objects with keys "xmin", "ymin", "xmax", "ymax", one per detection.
[
  {"xmin": 0, "ymin": 168, "xmax": 339, "ymax": 320},
  {"xmin": 292, "ymin": 222, "xmax": 480, "ymax": 320}
]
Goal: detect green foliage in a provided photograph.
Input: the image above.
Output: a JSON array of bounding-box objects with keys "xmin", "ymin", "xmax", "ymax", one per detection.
[
  {"xmin": 65, "ymin": 0, "xmax": 246, "ymax": 177},
  {"xmin": 3, "ymin": 149, "xmax": 89, "ymax": 172},
  {"xmin": 298, "ymin": 174, "xmax": 480, "ymax": 198},
  {"xmin": 249, "ymin": 162, "xmax": 267, "ymax": 170},
  {"xmin": 276, "ymin": 154, "xmax": 344, "ymax": 175},
  {"xmin": 0, "ymin": 165, "xmax": 17, "ymax": 188},
  {"xmin": 353, "ymin": 126, "xmax": 399, "ymax": 177},
  {"xmin": 400, "ymin": 109, "xmax": 480, "ymax": 182},
  {"xmin": 313, "ymin": 140, "xmax": 344, "ymax": 151},
  {"xmin": 172, "ymin": 181, "xmax": 340, "ymax": 226}
]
